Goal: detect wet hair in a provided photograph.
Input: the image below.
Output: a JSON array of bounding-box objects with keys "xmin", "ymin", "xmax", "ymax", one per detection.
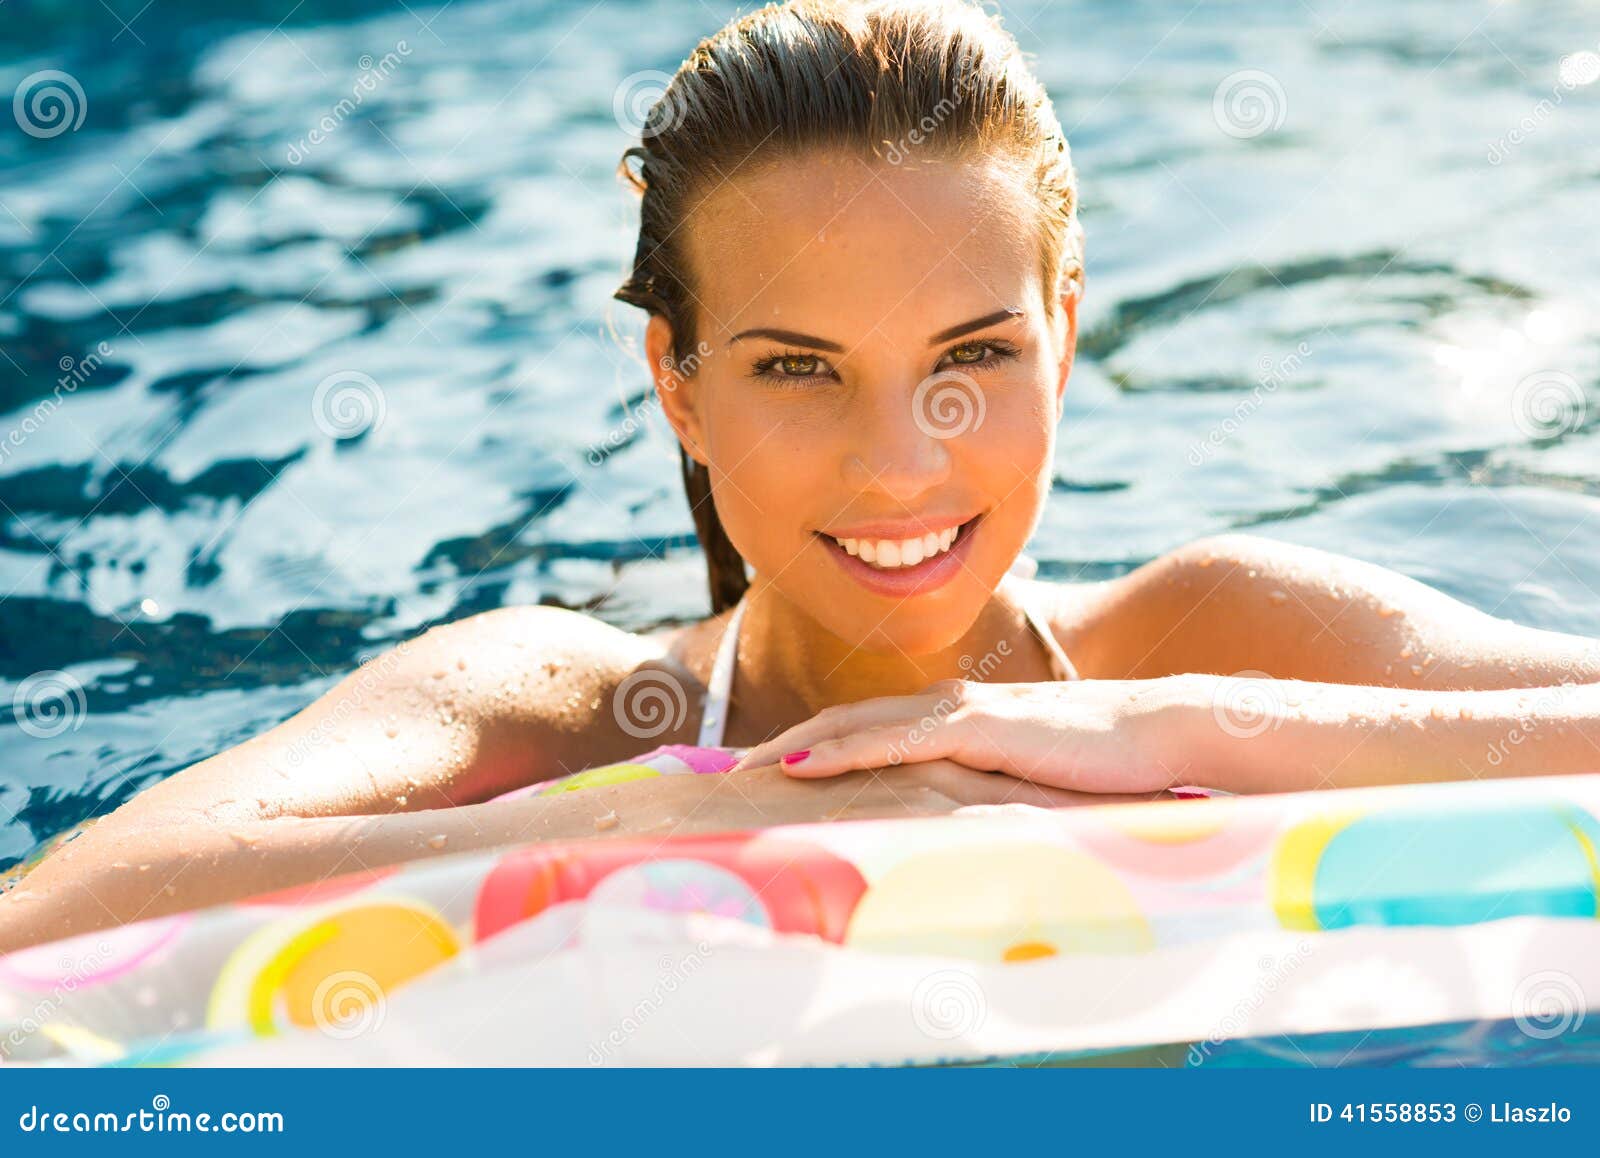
[{"xmin": 613, "ymin": 0, "xmax": 1084, "ymax": 613}]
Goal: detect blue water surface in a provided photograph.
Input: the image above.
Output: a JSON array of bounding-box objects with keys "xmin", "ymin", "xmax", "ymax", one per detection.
[{"xmin": 1, "ymin": 0, "xmax": 1598, "ymax": 866}]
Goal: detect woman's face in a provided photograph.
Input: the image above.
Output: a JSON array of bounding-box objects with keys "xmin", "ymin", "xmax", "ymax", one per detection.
[{"xmin": 653, "ymin": 152, "xmax": 1077, "ymax": 654}]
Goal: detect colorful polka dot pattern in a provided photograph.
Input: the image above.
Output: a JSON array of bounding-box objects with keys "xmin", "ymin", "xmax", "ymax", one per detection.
[{"xmin": 2, "ymin": 746, "xmax": 1598, "ymax": 1067}]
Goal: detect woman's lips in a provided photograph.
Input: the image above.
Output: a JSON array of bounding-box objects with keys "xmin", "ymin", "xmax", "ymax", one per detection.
[{"xmin": 816, "ymin": 516, "xmax": 982, "ymax": 598}]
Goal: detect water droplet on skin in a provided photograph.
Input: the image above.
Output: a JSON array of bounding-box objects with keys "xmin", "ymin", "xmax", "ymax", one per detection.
[
  {"xmin": 138, "ymin": 864, "xmax": 151, "ymax": 872},
  {"xmin": 1459, "ymin": 707, "xmax": 1474, "ymax": 720},
  {"xmin": 111, "ymin": 861, "xmax": 129, "ymax": 870},
  {"xmin": 385, "ymin": 726, "xmax": 399, "ymax": 739},
  {"xmin": 1411, "ymin": 665, "xmax": 1423, "ymax": 677},
  {"xmin": 594, "ymin": 810, "xmax": 619, "ymax": 831},
  {"xmin": 1268, "ymin": 590, "xmax": 1288, "ymax": 605},
  {"xmin": 1399, "ymin": 646, "xmax": 1414, "ymax": 659},
  {"xmin": 164, "ymin": 885, "xmax": 177, "ymax": 896},
  {"xmin": 1377, "ymin": 605, "xmax": 1399, "ymax": 618},
  {"xmin": 1197, "ymin": 556, "xmax": 1215, "ymax": 568},
  {"xmin": 1429, "ymin": 705, "xmax": 1446, "ymax": 720},
  {"xmin": 456, "ymin": 659, "xmax": 467, "ymax": 671},
  {"xmin": 432, "ymin": 670, "xmax": 446, "ymax": 680},
  {"xmin": 427, "ymin": 834, "xmax": 448, "ymax": 850},
  {"xmin": 395, "ymin": 795, "xmax": 408, "ymax": 807}
]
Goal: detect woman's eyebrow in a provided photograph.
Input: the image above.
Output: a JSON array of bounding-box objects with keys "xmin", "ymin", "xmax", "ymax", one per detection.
[{"xmin": 727, "ymin": 307, "xmax": 1022, "ymax": 352}]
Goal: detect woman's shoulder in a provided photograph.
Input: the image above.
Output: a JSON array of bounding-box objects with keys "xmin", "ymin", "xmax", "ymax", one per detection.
[
  {"xmin": 404, "ymin": 604, "xmax": 721, "ymax": 755},
  {"xmin": 1029, "ymin": 534, "xmax": 1333, "ymax": 679}
]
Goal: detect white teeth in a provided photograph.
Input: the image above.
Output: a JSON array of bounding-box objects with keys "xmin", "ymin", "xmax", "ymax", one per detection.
[{"xmin": 832, "ymin": 524, "xmax": 964, "ymax": 570}]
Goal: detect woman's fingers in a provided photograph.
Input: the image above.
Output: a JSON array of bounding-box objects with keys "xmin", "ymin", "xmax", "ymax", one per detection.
[
  {"xmin": 732, "ymin": 693, "xmax": 948, "ymax": 770},
  {"xmin": 777, "ymin": 720, "xmax": 963, "ymax": 778}
]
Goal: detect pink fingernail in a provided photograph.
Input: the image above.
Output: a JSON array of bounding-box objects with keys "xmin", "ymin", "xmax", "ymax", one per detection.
[{"xmin": 781, "ymin": 749, "xmax": 810, "ymax": 766}]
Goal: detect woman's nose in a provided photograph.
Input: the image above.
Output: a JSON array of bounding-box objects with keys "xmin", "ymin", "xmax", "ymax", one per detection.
[{"xmin": 839, "ymin": 376, "xmax": 956, "ymax": 501}]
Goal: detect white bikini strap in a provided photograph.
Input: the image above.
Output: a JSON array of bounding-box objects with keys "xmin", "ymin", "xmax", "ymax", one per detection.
[
  {"xmin": 697, "ymin": 595, "xmax": 747, "ymax": 747},
  {"xmin": 1016, "ymin": 587, "xmax": 1080, "ymax": 682},
  {"xmin": 695, "ymin": 583, "xmax": 1076, "ymax": 747}
]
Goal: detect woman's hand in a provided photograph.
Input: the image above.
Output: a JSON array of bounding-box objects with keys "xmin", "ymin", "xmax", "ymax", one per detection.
[{"xmin": 732, "ymin": 676, "xmax": 1205, "ymax": 794}]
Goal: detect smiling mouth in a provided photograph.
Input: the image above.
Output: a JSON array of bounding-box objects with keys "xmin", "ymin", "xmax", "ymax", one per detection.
[{"xmin": 814, "ymin": 516, "xmax": 982, "ymax": 572}]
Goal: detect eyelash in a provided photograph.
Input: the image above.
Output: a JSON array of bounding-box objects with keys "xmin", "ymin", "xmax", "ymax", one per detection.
[{"xmin": 749, "ymin": 339, "xmax": 1022, "ymax": 386}]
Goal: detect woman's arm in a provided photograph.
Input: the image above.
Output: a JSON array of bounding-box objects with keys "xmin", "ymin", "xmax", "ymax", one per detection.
[
  {"xmin": 740, "ymin": 533, "xmax": 1600, "ymax": 794},
  {"xmin": 109, "ymin": 605, "xmax": 662, "ymax": 831},
  {"xmin": 0, "ymin": 763, "xmax": 1162, "ymax": 953}
]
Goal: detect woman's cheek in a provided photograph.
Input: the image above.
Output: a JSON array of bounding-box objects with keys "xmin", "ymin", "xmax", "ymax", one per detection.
[{"xmin": 707, "ymin": 411, "xmax": 821, "ymax": 572}]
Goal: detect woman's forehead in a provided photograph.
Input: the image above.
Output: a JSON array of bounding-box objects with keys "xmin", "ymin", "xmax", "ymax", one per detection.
[{"xmin": 683, "ymin": 153, "xmax": 1044, "ymax": 344}]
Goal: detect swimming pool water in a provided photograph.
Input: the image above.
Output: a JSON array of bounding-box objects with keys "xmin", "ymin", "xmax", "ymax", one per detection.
[{"xmin": 1, "ymin": 0, "xmax": 1597, "ymax": 865}]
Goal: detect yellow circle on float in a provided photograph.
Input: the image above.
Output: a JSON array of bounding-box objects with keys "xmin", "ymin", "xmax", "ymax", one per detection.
[
  {"xmin": 1268, "ymin": 810, "xmax": 1364, "ymax": 931},
  {"xmin": 208, "ymin": 900, "xmax": 460, "ymax": 1036},
  {"xmin": 844, "ymin": 843, "xmax": 1154, "ymax": 961}
]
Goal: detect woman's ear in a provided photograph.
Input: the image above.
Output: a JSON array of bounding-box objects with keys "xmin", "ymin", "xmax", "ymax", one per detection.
[
  {"xmin": 646, "ymin": 315, "xmax": 709, "ymax": 465},
  {"xmin": 1053, "ymin": 279, "xmax": 1081, "ymax": 417}
]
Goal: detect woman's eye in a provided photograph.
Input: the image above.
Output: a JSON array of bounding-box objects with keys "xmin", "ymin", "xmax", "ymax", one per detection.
[
  {"xmin": 778, "ymin": 354, "xmax": 821, "ymax": 376},
  {"xmin": 753, "ymin": 351, "xmax": 832, "ymax": 381},
  {"xmin": 938, "ymin": 340, "xmax": 1019, "ymax": 370}
]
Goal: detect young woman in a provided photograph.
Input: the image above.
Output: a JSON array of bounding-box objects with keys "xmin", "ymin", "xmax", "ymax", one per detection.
[{"xmin": 2, "ymin": 0, "xmax": 1596, "ymax": 953}]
